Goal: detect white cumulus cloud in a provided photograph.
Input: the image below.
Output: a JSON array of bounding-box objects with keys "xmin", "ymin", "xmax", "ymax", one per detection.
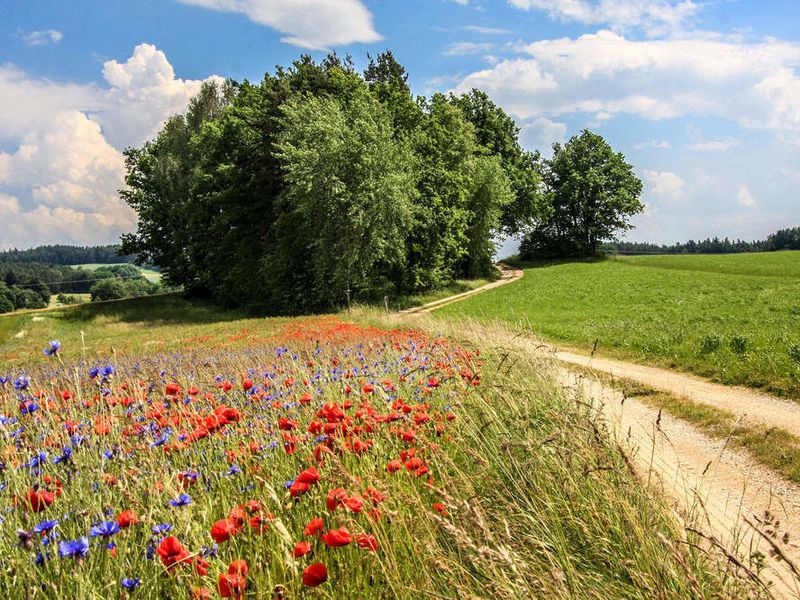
[
  {"xmin": 454, "ymin": 31, "xmax": 800, "ymax": 141},
  {"xmin": 507, "ymin": 0, "xmax": 701, "ymax": 36},
  {"xmin": 176, "ymin": 0, "xmax": 381, "ymax": 49},
  {"xmin": 643, "ymin": 170, "xmax": 685, "ymax": 203},
  {"xmin": 0, "ymin": 44, "xmax": 219, "ymax": 248}
]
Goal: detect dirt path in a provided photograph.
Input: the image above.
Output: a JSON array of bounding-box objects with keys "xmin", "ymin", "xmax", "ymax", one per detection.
[
  {"xmin": 469, "ymin": 324, "xmax": 800, "ymax": 598},
  {"xmin": 553, "ymin": 349, "xmax": 800, "ymax": 439},
  {"xmin": 399, "ymin": 263, "xmax": 523, "ymax": 314},
  {"xmin": 401, "ymin": 270, "xmax": 800, "ymax": 596}
]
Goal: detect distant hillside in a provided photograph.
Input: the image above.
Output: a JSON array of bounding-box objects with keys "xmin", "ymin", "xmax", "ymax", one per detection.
[
  {"xmin": 601, "ymin": 226, "xmax": 800, "ymax": 255},
  {"xmin": 0, "ymin": 244, "xmax": 134, "ymax": 265}
]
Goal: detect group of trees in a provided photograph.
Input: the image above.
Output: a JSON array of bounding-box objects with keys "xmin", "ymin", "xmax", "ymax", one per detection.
[
  {"xmin": 121, "ymin": 52, "xmax": 642, "ymax": 312},
  {"xmin": 0, "ymin": 281, "xmax": 50, "ymax": 313},
  {"xmin": 603, "ymin": 226, "xmax": 800, "ymax": 255},
  {"xmin": 0, "ymin": 262, "xmax": 163, "ymax": 314},
  {"xmin": 0, "ymin": 244, "xmax": 134, "ymax": 265}
]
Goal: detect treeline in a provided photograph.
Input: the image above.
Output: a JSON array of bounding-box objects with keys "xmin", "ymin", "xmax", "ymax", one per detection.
[
  {"xmin": 0, "ymin": 244, "xmax": 134, "ymax": 265},
  {"xmin": 121, "ymin": 52, "xmax": 641, "ymax": 312},
  {"xmin": 602, "ymin": 226, "xmax": 800, "ymax": 255},
  {"xmin": 0, "ymin": 263, "xmax": 163, "ymax": 313}
]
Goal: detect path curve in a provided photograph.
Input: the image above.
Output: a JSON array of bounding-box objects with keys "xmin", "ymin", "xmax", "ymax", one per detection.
[{"xmin": 399, "ymin": 263, "xmax": 523, "ymax": 314}]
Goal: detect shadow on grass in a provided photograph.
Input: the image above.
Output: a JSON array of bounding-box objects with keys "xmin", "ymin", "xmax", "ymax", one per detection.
[
  {"xmin": 503, "ymin": 254, "xmax": 609, "ymax": 270},
  {"xmin": 60, "ymin": 293, "xmax": 247, "ymax": 325}
]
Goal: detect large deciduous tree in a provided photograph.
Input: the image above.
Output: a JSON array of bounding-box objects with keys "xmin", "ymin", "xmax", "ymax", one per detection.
[{"xmin": 521, "ymin": 130, "xmax": 643, "ymax": 259}]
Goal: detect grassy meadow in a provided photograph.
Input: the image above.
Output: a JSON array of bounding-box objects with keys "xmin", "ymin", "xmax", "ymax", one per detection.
[
  {"xmin": 437, "ymin": 251, "xmax": 800, "ymax": 398},
  {"xmin": 0, "ymin": 298, "xmax": 761, "ymax": 598}
]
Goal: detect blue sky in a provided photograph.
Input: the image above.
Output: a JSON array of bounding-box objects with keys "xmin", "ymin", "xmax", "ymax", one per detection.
[{"xmin": 1, "ymin": 0, "xmax": 799, "ymax": 250}]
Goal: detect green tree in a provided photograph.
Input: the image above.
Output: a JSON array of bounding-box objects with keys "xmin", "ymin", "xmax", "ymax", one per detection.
[
  {"xmin": 272, "ymin": 86, "xmax": 414, "ymax": 310},
  {"xmin": 90, "ymin": 278, "xmax": 128, "ymax": 302},
  {"xmin": 464, "ymin": 156, "xmax": 514, "ymax": 278},
  {"xmin": 521, "ymin": 130, "xmax": 643, "ymax": 258},
  {"xmin": 451, "ymin": 90, "xmax": 545, "ymax": 235}
]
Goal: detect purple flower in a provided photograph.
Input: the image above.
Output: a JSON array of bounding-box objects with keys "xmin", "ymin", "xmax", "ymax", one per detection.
[
  {"xmin": 121, "ymin": 578, "xmax": 140, "ymax": 590},
  {"xmin": 90, "ymin": 521, "xmax": 119, "ymax": 538},
  {"xmin": 33, "ymin": 520, "xmax": 58, "ymax": 534},
  {"xmin": 43, "ymin": 340, "xmax": 61, "ymax": 356},
  {"xmin": 169, "ymin": 494, "xmax": 192, "ymax": 507},
  {"xmin": 58, "ymin": 537, "xmax": 89, "ymax": 558}
]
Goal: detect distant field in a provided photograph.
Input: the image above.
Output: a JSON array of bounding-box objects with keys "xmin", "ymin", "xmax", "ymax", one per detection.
[
  {"xmin": 72, "ymin": 262, "xmax": 162, "ymax": 283},
  {"xmin": 47, "ymin": 293, "xmax": 91, "ymax": 308},
  {"xmin": 437, "ymin": 251, "xmax": 800, "ymax": 398}
]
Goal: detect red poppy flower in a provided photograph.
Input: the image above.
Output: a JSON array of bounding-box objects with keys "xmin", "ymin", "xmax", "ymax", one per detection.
[
  {"xmin": 210, "ymin": 518, "xmax": 241, "ymax": 543},
  {"xmin": 321, "ymin": 527, "xmax": 352, "ymax": 548},
  {"xmin": 293, "ymin": 541, "xmax": 312, "ymax": 558},
  {"xmin": 297, "ymin": 466, "xmax": 320, "ymax": 485},
  {"xmin": 157, "ymin": 536, "xmax": 190, "ymax": 568},
  {"xmin": 433, "ymin": 502, "xmax": 448, "ymax": 516},
  {"xmin": 304, "ymin": 516, "xmax": 324, "ymax": 536},
  {"xmin": 26, "ymin": 489, "xmax": 55, "ymax": 512},
  {"xmin": 326, "ymin": 488, "xmax": 348, "ymax": 511},
  {"xmin": 289, "ymin": 480, "xmax": 310, "ymax": 497},
  {"xmin": 343, "ymin": 496, "xmax": 364, "ymax": 513},
  {"xmin": 218, "ymin": 573, "xmax": 246, "ymax": 599},
  {"xmin": 386, "ymin": 460, "xmax": 403, "ymax": 473},
  {"xmin": 354, "ymin": 532, "xmax": 378, "ymax": 552},
  {"xmin": 302, "ymin": 563, "xmax": 328, "ymax": 587},
  {"xmin": 228, "ymin": 560, "xmax": 248, "ymax": 576},
  {"xmin": 194, "ymin": 556, "xmax": 210, "ymax": 576},
  {"xmin": 117, "ymin": 509, "xmax": 139, "ymax": 528},
  {"xmin": 165, "ymin": 383, "xmax": 180, "ymax": 396}
]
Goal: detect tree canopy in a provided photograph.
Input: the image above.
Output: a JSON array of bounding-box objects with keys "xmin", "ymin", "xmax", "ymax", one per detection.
[
  {"xmin": 521, "ymin": 130, "xmax": 643, "ymax": 259},
  {"xmin": 120, "ymin": 52, "xmax": 539, "ymax": 313}
]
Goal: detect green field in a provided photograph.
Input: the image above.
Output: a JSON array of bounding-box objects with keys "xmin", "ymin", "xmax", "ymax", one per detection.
[
  {"xmin": 437, "ymin": 251, "xmax": 800, "ymax": 398},
  {"xmin": 72, "ymin": 262, "xmax": 163, "ymax": 283}
]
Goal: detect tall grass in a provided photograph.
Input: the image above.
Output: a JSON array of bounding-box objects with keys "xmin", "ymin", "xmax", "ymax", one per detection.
[{"xmin": 0, "ymin": 311, "xmax": 760, "ymax": 598}]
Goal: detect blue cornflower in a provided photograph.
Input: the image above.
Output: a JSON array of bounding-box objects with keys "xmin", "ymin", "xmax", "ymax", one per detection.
[
  {"xmin": 226, "ymin": 465, "xmax": 241, "ymax": 476},
  {"xmin": 53, "ymin": 446, "xmax": 72, "ymax": 465},
  {"xmin": 121, "ymin": 578, "xmax": 141, "ymax": 590},
  {"xmin": 13, "ymin": 377, "xmax": 29, "ymax": 391},
  {"xmin": 102, "ymin": 448, "xmax": 115, "ymax": 460},
  {"xmin": 19, "ymin": 401, "xmax": 38, "ymax": 415},
  {"xmin": 151, "ymin": 523, "xmax": 171, "ymax": 535},
  {"xmin": 33, "ymin": 520, "xmax": 58, "ymax": 534},
  {"xmin": 149, "ymin": 431, "xmax": 170, "ymax": 447},
  {"xmin": 89, "ymin": 521, "xmax": 120, "ymax": 538},
  {"xmin": 0, "ymin": 376, "xmax": 8, "ymax": 385},
  {"xmin": 43, "ymin": 341, "xmax": 61, "ymax": 356},
  {"xmin": 101, "ymin": 366, "xmax": 115, "ymax": 377},
  {"xmin": 169, "ymin": 494, "xmax": 192, "ymax": 507},
  {"xmin": 89, "ymin": 367, "xmax": 100, "ymax": 379},
  {"xmin": 58, "ymin": 537, "xmax": 89, "ymax": 558}
]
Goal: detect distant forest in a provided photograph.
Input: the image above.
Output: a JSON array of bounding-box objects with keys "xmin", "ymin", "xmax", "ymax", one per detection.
[
  {"xmin": 602, "ymin": 226, "xmax": 800, "ymax": 255},
  {"xmin": 0, "ymin": 244, "xmax": 134, "ymax": 265}
]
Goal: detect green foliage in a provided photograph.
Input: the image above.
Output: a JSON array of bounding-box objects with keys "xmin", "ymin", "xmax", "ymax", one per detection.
[
  {"xmin": 0, "ymin": 244, "xmax": 132, "ymax": 265},
  {"xmin": 273, "ymin": 88, "xmax": 414, "ymax": 310},
  {"xmin": 522, "ymin": 129, "xmax": 643, "ymax": 258},
  {"xmin": 0, "ymin": 293, "xmax": 12, "ymax": 314},
  {"xmin": 121, "ymin": 53, "xmax": 543, "ymax": 312},
  {"xmin": 89, "ymin": 278, "xmax": 128, "ymax": 301},
  {"xmin": 437, "ymin": 251, "xmax": 800, "ymax": 399}
]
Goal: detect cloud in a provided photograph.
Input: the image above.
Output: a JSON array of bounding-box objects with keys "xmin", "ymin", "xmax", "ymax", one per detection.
[
  {"xmin": 634, "ymin": 140, "xmax": 671, "ymax": 149},
  {"xmin": 21, "ymin": 29, "xmax": 63, "ymax": 46},
  {"xmin": 0, "ymin": 44, "xmax": 219, "ymax": 248},
  {"xmin": 519, "ymin": 117, "xmax": 567, "ymax": 151},
  {"xmin": 454, "ymin": 31, "xmax": 800, "ymax": 141},
  {"xmin": 507, "ymin": 0, "xmax": 701, "ymax": 36},
  {"xmin": 464, "ymin": 25, "xmax": 513, "ymax": 35},
  {"xmin": 444, "ymin": 42, "xmax": 494, "ymax": 57},
  {"xmin": 643, "ymin": 170, "xmax": 685, "ymax": 203},
  {"xmin": 99, "ymin": 43, "xmax": 223, "ymax": 147},
  {"xmin": 686, "ymin": 138, "xmax": 739, "ymax": 151},
  {"xmin": 175, "ymin": 0, "xmax": 381, "ymax": 49},
  {"xmin": 737, "ymin": 185, "xmax": 757, "ymax": 208}
]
